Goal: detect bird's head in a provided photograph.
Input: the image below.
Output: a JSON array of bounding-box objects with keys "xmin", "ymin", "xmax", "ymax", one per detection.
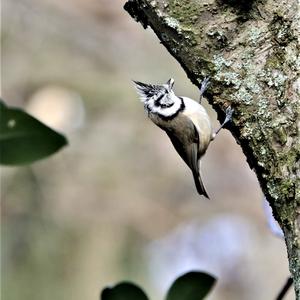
[{"xmin": 133, "ymin": 78, "xmax": 176, "ymax": 109}]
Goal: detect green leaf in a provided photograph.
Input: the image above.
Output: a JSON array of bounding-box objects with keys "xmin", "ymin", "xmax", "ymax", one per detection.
[
  {"xmin": 0, "ymin": 100, "xmax": 68, "ymax": 165},
  {"xmin": 101, "ymin": 282, "xmax": 149, "ymax": 300},
  {"xmin": 166, "ymin": 272, "xmax": 216, "ymax": 300}
]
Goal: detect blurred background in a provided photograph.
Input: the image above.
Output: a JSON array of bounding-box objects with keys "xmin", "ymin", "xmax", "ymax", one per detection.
[{"xmin": 1, "ymin": 0, "xmax": 293, "ymax": 299}]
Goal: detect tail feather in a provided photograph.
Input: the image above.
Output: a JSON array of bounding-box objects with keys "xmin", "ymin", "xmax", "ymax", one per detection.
[{"xmin": 192, "ymin": 171, "xmax": 209, "ymax": 199}]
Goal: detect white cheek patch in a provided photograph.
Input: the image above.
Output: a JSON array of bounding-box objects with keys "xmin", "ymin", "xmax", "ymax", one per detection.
[
  {"xmin": 146, "ymin": 97, "xmax": 181, "ymax": 117},
  {"xmin": 153, "ymin": 101, "xmax": 181, "ymax": 117}
]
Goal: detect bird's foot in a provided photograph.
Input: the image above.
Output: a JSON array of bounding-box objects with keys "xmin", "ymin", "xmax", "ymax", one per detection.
[
  {"xmin": 199, "ymin": 77, "xmax": 210, "ymax": 103},
  {"xmin": 214, "ymin": 106, "xmax": 234, "ymax": 135},
  {"xmin": 224, "ymin": 106, "xmax": 234, "ymax": 123}
]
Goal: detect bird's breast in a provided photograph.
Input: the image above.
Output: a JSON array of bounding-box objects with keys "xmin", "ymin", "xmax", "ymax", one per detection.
[
  {"xmin": 181, "ymin": 98, "xmax": 213, "ymax": 152},
  {"xmin": 147, "ymin": 97, "xmax": 213, "ymax": 155}
]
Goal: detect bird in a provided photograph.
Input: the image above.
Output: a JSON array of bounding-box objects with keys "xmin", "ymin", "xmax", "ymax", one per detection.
[{"xmin": 133, "ymin": 78, "xmax": 233, "ymax": 199}]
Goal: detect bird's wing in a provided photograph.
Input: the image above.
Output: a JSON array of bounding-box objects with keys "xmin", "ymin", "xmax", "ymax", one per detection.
[
  {"xmin": 164, "ymin": 114, "xmax": 209, "ymax": 198},
  {"xmin": 164, "ymin": 115, "xmax": 199, "ymax": 172}
]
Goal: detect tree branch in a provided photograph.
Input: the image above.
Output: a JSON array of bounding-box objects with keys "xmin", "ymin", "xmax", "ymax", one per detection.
[{"xmin": 124, "ymin": 0, "xmax": 300, "ymax": 297}]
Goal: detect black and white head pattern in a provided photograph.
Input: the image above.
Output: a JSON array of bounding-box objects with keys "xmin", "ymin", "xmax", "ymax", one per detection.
[{"xmin": 133, "ymin": 78, "xmax": 184, "ymax": 119}]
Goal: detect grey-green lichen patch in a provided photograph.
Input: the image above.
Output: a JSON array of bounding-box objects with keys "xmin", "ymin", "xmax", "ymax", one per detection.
[
  {"xmin": 164, "ymin": 16, "xmax": 182, "ymax": 32},
  {"xmin": 214, "ymin": 72, "xmax": 241, "ymax": 87},
  {"xmin": 248, "ymin": 27, "xmax": 262, "ymax": 45},
  {"xmin": 213, "ymin": 53, "xmax": 266, "ymax": 104},
  {"xmin": 266, "ymin": 69, "xmax": 288, "ymax": 87},
  {"xmin": 245, "ymin": 75, "xmax": 262, "ymax": 94},
  {"xmin": 158, "ymin": 8, "xmax": 200, "ymax": 46},
  {"xmin": 213, "ymin": 54, "xmax": 232, "ymax": 70},
  {"xmin": 257, "ymin": 97, "xmax": 272, "ymax": 119},
  {"xmin": 234, "ymin": 86, "xmax": 253, "ymax": 104},
  {"xmin": 213, "ymin": 54, "xmax": 243, "ymax": 89}
]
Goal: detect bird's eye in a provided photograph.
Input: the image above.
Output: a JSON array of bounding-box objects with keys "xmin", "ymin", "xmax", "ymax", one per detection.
[{"xmin": 155, "ymin": 94, "xmax": 164, "ymax": 105}]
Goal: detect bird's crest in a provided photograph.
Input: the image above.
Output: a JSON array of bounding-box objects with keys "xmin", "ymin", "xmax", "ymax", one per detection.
[{"xmin": 133, "ymin": 80, "xmax": 164, "ymax": 103}]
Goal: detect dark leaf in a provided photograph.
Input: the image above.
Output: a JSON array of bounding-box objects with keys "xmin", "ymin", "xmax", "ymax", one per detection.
[
  {"xmin": 166, "ymin": 271, "xmax": 216, "ymax": 300},
  {"xmin": 0, "ymin": 100, "xmax": 68, "ymax": 165},
  {"xmin": 101, "ymin": 282, "xmax": 149, "ymax": 300}
]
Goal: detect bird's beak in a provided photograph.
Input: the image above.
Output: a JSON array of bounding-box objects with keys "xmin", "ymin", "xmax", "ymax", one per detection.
[{"xmin": 166, "ymin": 78, "xmax": 174, "ymax": 91}]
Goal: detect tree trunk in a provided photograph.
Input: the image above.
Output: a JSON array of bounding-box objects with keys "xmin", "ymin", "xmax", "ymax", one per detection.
[{"xmin": 124, "ymin": 0, "xmax": 300, "ymax": 297}]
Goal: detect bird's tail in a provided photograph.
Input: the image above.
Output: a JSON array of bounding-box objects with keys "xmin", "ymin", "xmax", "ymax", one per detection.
[{"xmin": 192, "ymin": 171, "xmax": 209, "ymax": 199}]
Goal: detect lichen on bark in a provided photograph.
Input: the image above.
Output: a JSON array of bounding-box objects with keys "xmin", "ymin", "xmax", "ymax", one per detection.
[{"xmin": 124, "ymin": 0, "xmax": 300, "ymax": 297}]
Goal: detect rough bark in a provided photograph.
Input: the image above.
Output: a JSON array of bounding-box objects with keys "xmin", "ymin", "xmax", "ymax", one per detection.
[{"xmin": 124, "ymin": 0, "xmax": 300, "ymax": 297}]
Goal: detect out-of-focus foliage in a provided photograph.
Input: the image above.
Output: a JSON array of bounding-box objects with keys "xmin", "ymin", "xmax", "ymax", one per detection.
[
  {"xmin": 166, "ymin": 272, "xmax": 216, "ymax": 300},
  {"xmin": 1, "ymin": 0, "xmax": 292, "ymax": 300},
  {"xmin": 101, "ymin": 282, "xmax": 149, "ymax": 300},
  {"xmin": 101, "ymin": 272, "xmax": 216, "ymax": 300},
  {"xmin": 0, "ymin": 100, "xmax": 67, "ymax": 165}
]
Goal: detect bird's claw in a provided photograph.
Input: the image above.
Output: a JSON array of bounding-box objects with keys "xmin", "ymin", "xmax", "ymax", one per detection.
[
  {"xmin": 199, "ymin": 77, "xmax": 210, "ymax": 103},
  {"xmin": 225, "ymin": 106, "xmax": 234, "ymax": 122},
  {"xmin": 200, "ymin": 77, "xmax": 210, "ymax": 94}
]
